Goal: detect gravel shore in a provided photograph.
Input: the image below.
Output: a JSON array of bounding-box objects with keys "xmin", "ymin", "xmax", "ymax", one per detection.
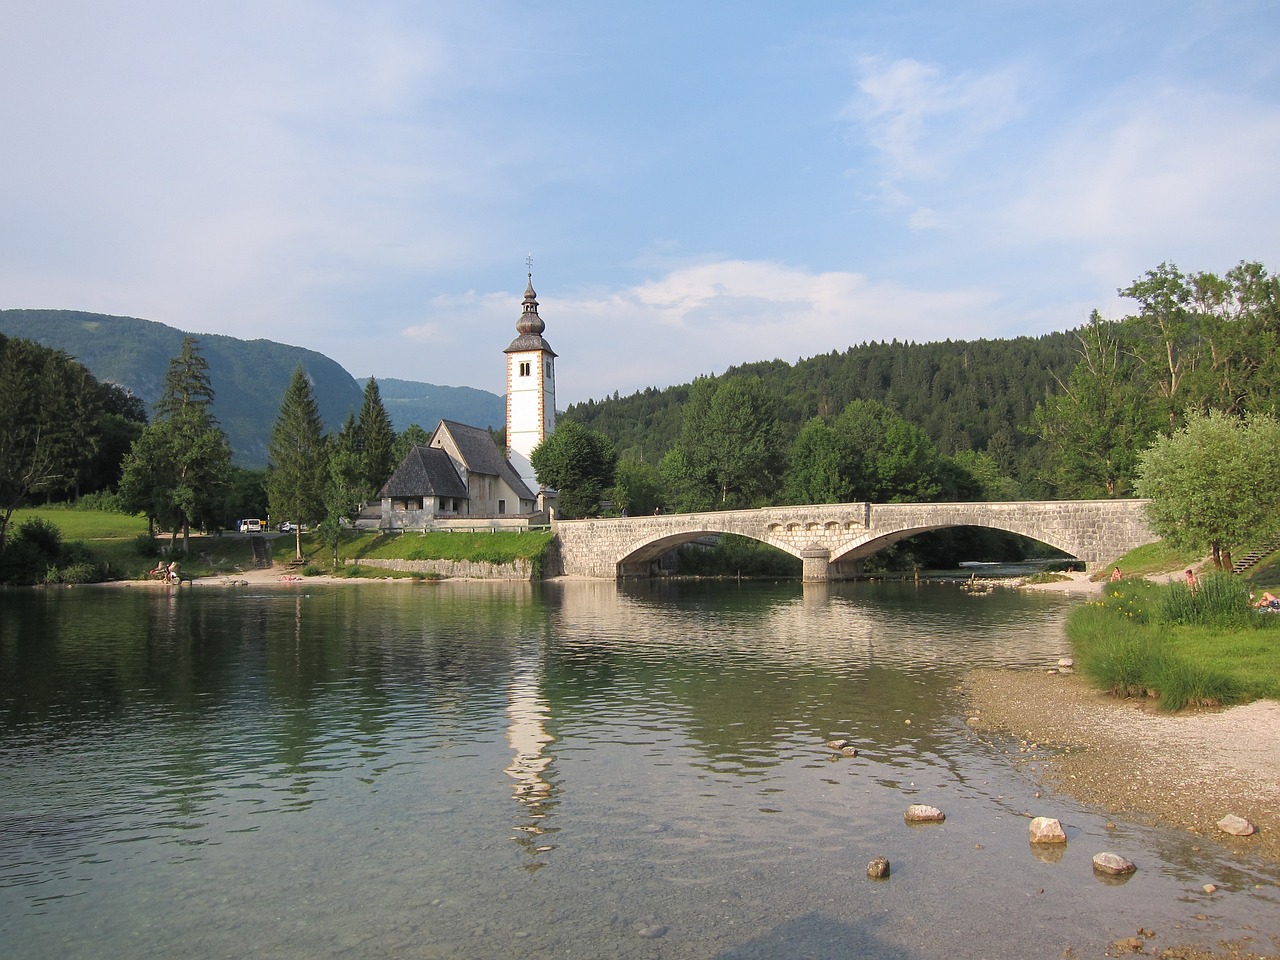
[{"xmin": 962, "ymin": 667, "xmax": 1280, "ymax": 864}]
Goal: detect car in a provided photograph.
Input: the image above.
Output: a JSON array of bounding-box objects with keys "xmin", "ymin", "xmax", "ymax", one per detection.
[
  {"xmin": 238, "ymin": 519, "xmax": 263, "ymax": 534},
  {"xmin": 278, "ymin": 521, "xmax": 307, "ymax": 533}
]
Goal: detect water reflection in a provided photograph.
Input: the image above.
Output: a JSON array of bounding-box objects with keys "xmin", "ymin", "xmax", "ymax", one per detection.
[
  {"xmin": 1, "ymin": 581, "xmax": 1277, "ymax": 960},
  {"xmin": 504, "ymin": 648, "xmax": 557, "ymax": 869}
]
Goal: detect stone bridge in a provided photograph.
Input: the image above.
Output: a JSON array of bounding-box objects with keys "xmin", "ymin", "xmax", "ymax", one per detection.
[{"xmin": 553, "ymin": 499, "xmax": 1154, "ymax": 581}]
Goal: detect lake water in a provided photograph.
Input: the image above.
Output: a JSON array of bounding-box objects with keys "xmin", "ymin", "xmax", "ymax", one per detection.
[{"xmin": 2, "ymin": 580, "xmax": 1277, "ymax": 959}]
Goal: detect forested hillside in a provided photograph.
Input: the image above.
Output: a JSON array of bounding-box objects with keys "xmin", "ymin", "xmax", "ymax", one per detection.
[
  {"xmin": 0, "ymin": 310, "xmax": 505, "ymax": 465},
  {"xmin": 568, "ymin": 333, "xmax": 1080, "ymax": 491},
  {"xmin": 364, "ymin": 377, "xmax": 504, "ymax": 433}
]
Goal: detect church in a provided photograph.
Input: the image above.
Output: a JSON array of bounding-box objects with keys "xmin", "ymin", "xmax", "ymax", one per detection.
[{"xmin": 373, "ymin": 273, "xmax": 558, "ymax": 530}]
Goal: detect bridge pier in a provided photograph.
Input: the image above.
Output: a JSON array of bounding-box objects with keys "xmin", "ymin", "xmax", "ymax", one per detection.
[{"xmin": 800, "ymin": 545, "xmax": 831, "ymax": 582}]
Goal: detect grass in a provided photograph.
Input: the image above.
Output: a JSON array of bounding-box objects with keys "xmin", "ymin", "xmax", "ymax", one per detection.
[
  {"xmin": 1070, "ymin": 574, "xmax": 1280, "ymax": 710},
  {"xmin": 1101, "ymin": 540, "xmax": 1204, "ymax": 581},
  {"xmin": 7, "ymin": 507, "xmax": 260, "ymax": 581},
  {"xmin": 9, "ymin": 506, "xmax": 149, "ymax": 541}
]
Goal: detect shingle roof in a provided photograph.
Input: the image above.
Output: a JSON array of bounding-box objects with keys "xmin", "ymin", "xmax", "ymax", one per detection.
[
  {"xmin": 435, "ymin": 420, "xmax": 537, "ymax": 501},
  {"xmin": 377, "ymin": 445, "xmax": 468, "ymax": 499}
]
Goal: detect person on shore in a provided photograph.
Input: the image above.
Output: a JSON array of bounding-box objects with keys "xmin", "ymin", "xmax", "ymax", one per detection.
[
  {"xmin": 1111, "ymin": 566, "xmax": 1122, "ymax": 582},
  {"xmin": 1184, "ymin": 568, "xmax": 1198, "ymax": 592},
  {"xmin": 165, "ymin": 560, "xmax": 179, "ymax": 585},
  {"xmin": 1253, "ymin": 591, "xmax": 1279, "ymax": 610}
]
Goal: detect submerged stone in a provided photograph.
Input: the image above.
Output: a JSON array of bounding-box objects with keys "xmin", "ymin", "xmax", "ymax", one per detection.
[{"xmin": 1092, "ymin": 852, "xmax": 1136, "ymax": 876}]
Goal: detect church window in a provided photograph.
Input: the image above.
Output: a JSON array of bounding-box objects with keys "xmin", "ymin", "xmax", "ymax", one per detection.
[{"xmin": 519, "ymin": 361, "xmax": 531, "ymax": 376}]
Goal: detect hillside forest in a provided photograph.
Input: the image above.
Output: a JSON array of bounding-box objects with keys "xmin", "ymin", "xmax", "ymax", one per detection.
[{"xmin": 2, "ymin": 260, "xmax": 1277, "ymax": 581}]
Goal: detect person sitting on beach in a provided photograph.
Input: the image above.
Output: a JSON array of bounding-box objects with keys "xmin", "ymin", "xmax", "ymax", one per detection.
[
  {"xmin": 1111, "ymin": 566, "xmax": 1122, "ymax": 582},
  {"xmin": 165, "ymin": 560, "xmax": 179, "ymax": 584}
]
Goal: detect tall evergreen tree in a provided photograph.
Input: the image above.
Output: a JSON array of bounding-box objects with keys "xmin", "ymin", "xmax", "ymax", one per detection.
[
  {"xmin": 268, "ymin": 366, "xmax": 329, "ymax": 560},
  {"xmin": 318, "ymin": 413, "xmax": 365, "ymax": 568},
  {"xmin": 119, "ymin": 336, "xmax": 231, "ymax": 549},
  {"xmin": 356, "ymin": 377, "xmax": 397, "ymax": 498}
]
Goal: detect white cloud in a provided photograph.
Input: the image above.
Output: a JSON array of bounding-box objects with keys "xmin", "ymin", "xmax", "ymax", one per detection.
[
  {"xmin": 847, "ymin": 56, "xmax": 1023, "ymax": 184},
  {"xmin": 1001, "ymin": 88, "xmax": 1280, "ymax": 288}
]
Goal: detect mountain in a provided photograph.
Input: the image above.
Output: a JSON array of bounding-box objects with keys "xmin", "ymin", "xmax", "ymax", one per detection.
[
  {"xmin": 359, "ymin": 377, "xmax": 504, "ymax": 434},
  {"xmin": 0, "ymin": 309, "xmax": 504, "ymax": 466}
]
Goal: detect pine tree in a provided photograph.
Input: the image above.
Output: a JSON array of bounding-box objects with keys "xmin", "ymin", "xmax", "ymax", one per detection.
[
  {"xmin": 356, "ymin": 377, "xmax": 396, "ymax": 498},
  {"xmin": 268, "ymin": 366, "xmax": 328, "ymax": 560},
  {"xmin": 119, "ymin": 336, "xmax": 231, "ymax": 550}
]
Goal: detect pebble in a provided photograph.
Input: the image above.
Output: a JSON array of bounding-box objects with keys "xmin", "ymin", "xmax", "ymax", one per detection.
[
  {"xmin": 1203, "ymin": 884, "xmax": 1217, "ymax": 894},
  {"xmin": 637, "ymin": 926, "xmax": 668, "ymax": 939},
  {"xmin": 866, "ymin": 857, "xmax": 890, "ymax": 879}
]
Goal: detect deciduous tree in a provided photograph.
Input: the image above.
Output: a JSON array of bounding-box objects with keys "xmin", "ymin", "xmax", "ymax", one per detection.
[
  {"xmin": 0, "ymin": 335, "xmax": 98, "ymax": 549},
  {"xmin": 530, "ymin": 419, "xmax": 617, "ymax": 519},
  {"xmin": 1135, "ymin": 409, "xmax": 1280, "ymax": 570}
]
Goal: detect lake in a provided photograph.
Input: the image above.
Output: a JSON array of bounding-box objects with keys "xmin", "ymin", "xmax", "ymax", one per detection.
[{"xmin": 2, "ymin": 580, "xmax": 1277, "ymax": 958}]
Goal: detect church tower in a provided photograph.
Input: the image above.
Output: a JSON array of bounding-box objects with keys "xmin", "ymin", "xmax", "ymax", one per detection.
[{"xmin": 505, "ymin": 269, "xmax": 557, "ymax": 499}]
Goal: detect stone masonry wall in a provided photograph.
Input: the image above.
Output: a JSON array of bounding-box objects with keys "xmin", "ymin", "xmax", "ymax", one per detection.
[
  {"xmin": 353, "ymin": 558, "xmax": 537, "ymax": 580},
  {"xmin": 555, "ymin": 499, "xmax": 1154, "ymax": 579}
]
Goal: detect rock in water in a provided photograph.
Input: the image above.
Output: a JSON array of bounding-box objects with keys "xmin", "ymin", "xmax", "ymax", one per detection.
[
  {"xmin": 904, "ymin": 804, "xmax": 945, "ymax": 824},
  {"xmin": 866, "ymin": 857, "xmax": 890, "ymax": 879},
  {"xmin": 1217, "ymin": 814, "xmax": 1256, "ymax": 837},
  {"xmin": 825, "ymin": 739, "xmax": 850, "ymax": 750},
  {"xmin": 1092, "ymin": 852, "xmax": 1136, "ymax": 876},
  {"xmin": 1029, "ymin": 816, "xmax": 1067, "ymax": 844}
]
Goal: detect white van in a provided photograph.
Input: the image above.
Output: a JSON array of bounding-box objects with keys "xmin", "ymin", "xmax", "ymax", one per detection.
[{"xmin": 238, "ymin": 519, "xmax": 263, "ymax": 534}]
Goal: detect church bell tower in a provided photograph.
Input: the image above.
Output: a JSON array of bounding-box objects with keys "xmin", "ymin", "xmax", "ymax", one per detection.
[{"xmin": 505, "ymin": 268, "xmax": 557, "ymax": 499}]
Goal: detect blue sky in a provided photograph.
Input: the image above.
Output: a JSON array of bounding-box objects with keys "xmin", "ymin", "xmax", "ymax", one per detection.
[{"xmin": 3, "ymin": 1, "xmax": 1278, "ymax": 405}]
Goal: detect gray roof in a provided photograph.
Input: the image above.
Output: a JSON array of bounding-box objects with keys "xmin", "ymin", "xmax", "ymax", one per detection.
[
  {"xmin": 504, "ymin": 333, "xmax": 556, "ymax": 355},
  {"xmin": 378, "ymin": 445, "xmax": 468, "ymax": 500},
  {"xmin": 435, "ymin": 420, "xmax": 537, "ymax": 501}
]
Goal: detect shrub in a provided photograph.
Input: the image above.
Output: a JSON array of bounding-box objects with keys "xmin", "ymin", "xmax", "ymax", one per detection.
[
  {"xmin": 71, "ymin": 491, "xmax": 126, "ymax": 512},
  {"xmin": 133, "ymin": 533, "xmax": 159, "ymax": 556},
  {"xmin": 302, "ymin": 564, "xmax": 323, "ymax": 577},
  {"xmin": 15, "ymin": 517, "xmax": 63, "ymax": 559}
]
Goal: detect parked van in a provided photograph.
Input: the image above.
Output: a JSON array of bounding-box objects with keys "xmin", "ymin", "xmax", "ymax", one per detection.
[{"xmin": 238, "ymin": 519, "xmax": 263, "ymax": 534}]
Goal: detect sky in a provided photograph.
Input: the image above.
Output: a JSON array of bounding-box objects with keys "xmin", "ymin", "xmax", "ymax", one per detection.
[{"xmin": 3, "ymin": 1, "xmax": 1279, "ymax": 406}]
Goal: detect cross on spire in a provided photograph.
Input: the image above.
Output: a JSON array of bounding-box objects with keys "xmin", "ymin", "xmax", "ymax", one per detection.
[{"xmin": 526, "ymin": 253, "xmax": 533, "ymax": 278}]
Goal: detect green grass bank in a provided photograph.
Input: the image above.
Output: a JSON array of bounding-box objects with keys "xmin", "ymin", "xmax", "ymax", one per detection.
[{"xmin": 1069, "ymin": 566, "xmax": 1280, "ymax": 711}]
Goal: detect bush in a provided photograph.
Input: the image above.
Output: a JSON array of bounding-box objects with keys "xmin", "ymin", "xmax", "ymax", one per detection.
[
  {"xmin": 302, "ymin": 564, "xmax": 323, "ymax": 577},
  {"xmin": 15, "ymin": 517, "xmax": 63, "ymax": 559},
  {"xmin": 133, "ymin": 533, "xmax": 159, "ymax": 556},
  {"xmin": 71, "ymin": 491, "xmax": 126, "ymax": 512}
]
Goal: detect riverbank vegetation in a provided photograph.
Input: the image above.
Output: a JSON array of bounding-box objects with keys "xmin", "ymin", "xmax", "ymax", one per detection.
[{"xmin": 1069, "ymin": 572, "xmax": 1280, "ymax": 710}]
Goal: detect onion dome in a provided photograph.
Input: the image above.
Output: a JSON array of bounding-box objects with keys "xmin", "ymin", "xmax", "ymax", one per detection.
[{"xmin": 505, "ymin": 271, "xmax": 557, "ymax": 356}]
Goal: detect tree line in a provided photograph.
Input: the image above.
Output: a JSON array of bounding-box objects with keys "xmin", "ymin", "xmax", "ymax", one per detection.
[
  {"xmin": 537, "ymin": 260, "xmax": 1280, "ymax": 569},
  {"xmin": 4, "ymin": 259, "xmax": 1277, "ymax": 577}
]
